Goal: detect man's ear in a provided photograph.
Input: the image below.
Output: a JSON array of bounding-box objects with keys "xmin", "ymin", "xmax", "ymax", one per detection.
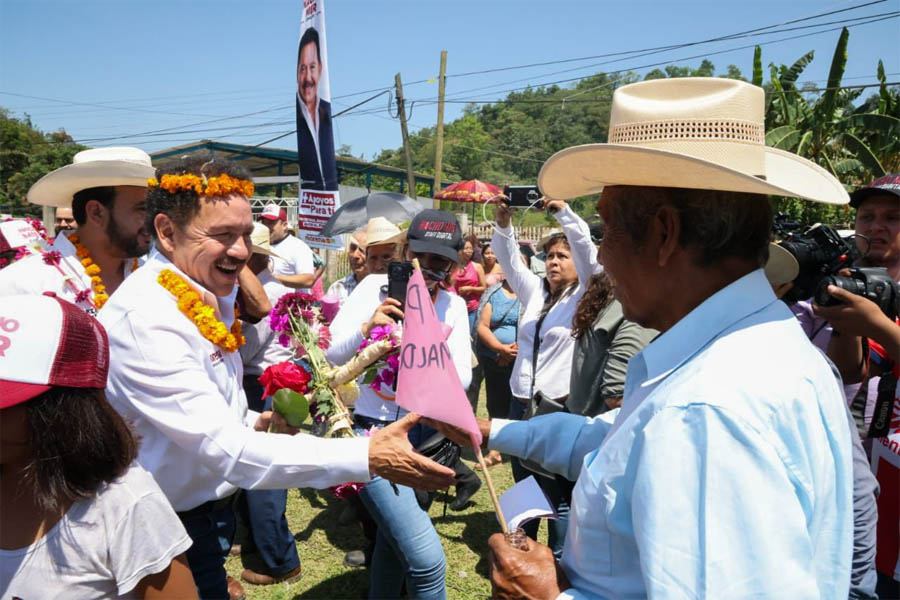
[
  {"xmin": 154, "ymin": 213, "xmax": 177, "ymax": 254},
  {"xmin": 85, "ymin": 199, "xmax": 108, "ymax": 227},
  {"xmin": 654, "ymin": 204, "xmax": 681, "ymax": 268}
]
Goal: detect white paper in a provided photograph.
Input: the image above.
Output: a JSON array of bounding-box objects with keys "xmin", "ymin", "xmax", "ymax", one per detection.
[{"xmin": 499, "ymin": 475, "xmax": 556, "ymax": 531}]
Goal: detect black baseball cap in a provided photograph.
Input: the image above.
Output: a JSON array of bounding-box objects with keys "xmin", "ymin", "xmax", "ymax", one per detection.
[
  {"xmin": 406, "ymin": 209, "xmax": 463, "ymax": 263},
  {"xmin": 849, "ymin": 173, "xmax": 900, "ymax": 209}
]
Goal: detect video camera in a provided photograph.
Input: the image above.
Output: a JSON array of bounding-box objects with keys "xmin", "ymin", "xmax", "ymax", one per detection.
[
  {"xmin": 778, "ymin": 223, "xmax": 899, "ymax": 319},
  {"xmin": 815, "ymin": 268, "xmax": 900, "ymax": 321},
  {"xmin": 778, "ymin": 224, "xmax": 860, "ymax": 303}
]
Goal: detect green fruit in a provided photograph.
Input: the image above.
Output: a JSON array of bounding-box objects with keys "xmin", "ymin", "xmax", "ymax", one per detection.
[{"xmin": 272, "ymin": 388, "xmax": 309, "ymax": 427}]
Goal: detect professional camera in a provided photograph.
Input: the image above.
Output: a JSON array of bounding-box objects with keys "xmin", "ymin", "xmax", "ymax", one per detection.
[
  {"xmin": 778, "ymin": 224, "xmax": 861, "ymax": 303},
  {"xmin": 814, "ymin": 267, "xmax": 900, "ymax": 320}
]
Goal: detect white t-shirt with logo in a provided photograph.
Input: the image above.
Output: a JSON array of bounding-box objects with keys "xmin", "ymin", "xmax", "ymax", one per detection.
[
  {"xmin": 269, "ymin": 234, "xmax": 315, "ymax": 290},
  {"xmin": 0, "ymin": 464, "xmax": 192, "ymax": 599}
]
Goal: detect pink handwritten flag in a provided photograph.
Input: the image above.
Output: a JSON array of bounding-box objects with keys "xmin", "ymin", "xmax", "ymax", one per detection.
[{"xmin": 395, "ymin": 268, "xmax": 482, "ymax": 447}]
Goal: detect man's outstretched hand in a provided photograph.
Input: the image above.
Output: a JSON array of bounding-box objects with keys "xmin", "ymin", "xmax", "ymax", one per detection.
[
  {"xmin": 368, "ymin": 413, "xmax": 456, "ymax": 490},
  {"xmin": 421, "ymin": 416, "xmax": 491, "ymax": 449},
  {"xmin": 488, "ymin": 534, "xmax": 570, "ymax": 599}
]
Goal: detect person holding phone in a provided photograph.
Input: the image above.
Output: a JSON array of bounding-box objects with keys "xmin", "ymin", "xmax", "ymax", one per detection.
[
  {"xmin": 325, "ymin": 209, "xmax": 473, "ymax": 600},
  {"xmin": 489, "ymin": 193, "xmax": 599, "ymax": 556}
]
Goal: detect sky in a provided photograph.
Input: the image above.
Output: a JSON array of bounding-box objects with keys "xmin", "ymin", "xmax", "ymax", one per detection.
[{"xmin": 1, "ymin": 0, "xmax": 898, "ymax": 163}]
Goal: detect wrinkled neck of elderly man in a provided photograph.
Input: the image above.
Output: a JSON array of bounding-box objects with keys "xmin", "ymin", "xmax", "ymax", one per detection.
[{"xmin": 597, "ymin": 185, "xmax": 771, "ymax": 333}]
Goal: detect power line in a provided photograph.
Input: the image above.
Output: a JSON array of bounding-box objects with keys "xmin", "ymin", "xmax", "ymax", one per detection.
[
  {"xmin": 432, "ymin": 12, "xmax": 899, "ymax": 104},
  {"xmin": 442, "ymin": 0, "xmax": 889, "ymax": 80}
]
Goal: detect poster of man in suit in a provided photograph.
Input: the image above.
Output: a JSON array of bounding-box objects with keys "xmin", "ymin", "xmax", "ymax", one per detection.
[{"xmin": 296, "ymin": 0, "xmax": 341, "ymax": 249}]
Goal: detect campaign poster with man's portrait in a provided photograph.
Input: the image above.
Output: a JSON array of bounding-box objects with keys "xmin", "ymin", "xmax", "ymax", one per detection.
[{"xmin": 296, "ymin": 0, "xmax": 341, "ymax": 249}]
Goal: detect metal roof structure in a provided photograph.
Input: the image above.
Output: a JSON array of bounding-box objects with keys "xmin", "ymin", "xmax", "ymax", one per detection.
[{"xmin": 149, "ymin": 139, "xmax": 439, "ymax": 196}]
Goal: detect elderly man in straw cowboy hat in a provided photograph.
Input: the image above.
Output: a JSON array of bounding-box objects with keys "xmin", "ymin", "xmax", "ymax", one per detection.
[
  {"xmin": 0, "ymin": 147, "xmax": 155, "ymax": 314},
  {"xmin": 97, "ymin": 153, "xmax": 456, "ymax": 599},
  {"xmin": 431, "ymin": 77, "xmax": 854, "ymax": 598}
]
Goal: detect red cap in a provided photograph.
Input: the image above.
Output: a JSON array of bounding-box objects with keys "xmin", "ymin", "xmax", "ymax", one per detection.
[
  {"xmin": 259, "ymin": 203, "xmax": 287, "ymax": 221},
  {"xmin": 0, "ymin": 293, "xmax": 109, "ymax": 408}
]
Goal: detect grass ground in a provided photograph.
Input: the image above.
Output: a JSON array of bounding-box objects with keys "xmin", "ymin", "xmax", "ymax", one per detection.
[{"xmin": 225, "ymin": 391, "xmax": 541, "ymax": 599}]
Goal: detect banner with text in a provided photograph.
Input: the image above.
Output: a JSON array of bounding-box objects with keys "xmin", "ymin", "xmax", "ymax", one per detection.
[{"xmin": 296, "ymin": 0, "xmax": 341, "ymax": 249}]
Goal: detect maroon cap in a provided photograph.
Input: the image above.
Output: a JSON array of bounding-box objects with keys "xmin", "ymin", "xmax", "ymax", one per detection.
[
  {"xmin": 850, "ymin": 173, "xmax": 900, "ymax": 209},
  {"xmin": 0, "ymin": 293, "xmax": 109, "ymax": 409}
]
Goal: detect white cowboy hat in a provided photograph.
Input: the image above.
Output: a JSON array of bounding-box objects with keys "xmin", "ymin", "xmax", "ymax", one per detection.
[
  {"xmin": 764, "ymin": 242, "xmax": 800, "ymax": 286},
  {"xmin": 249, "ymin": 222, "xmax": 283, "ymax": 260},
  {"xmin": 365, "ymin": 217, "xmax": 405, "ymax": 246},
  {"xmin": 27, "ymin": 147, "xmax": 156, "ymax": 208},
  {"xmin": 538, "ymin": 78, "xmax": 848, "ymax": 205}
]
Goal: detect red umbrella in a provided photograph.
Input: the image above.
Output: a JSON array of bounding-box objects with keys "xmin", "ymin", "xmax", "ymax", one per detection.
[{"xmin": 434, "ymin": 179, "xmax": 501, "ymax": 203}]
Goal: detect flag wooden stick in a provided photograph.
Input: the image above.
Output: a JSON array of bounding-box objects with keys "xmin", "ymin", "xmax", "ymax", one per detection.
[{"xmin": 474, "ymin": 444, "xmax": 508, "ymax": 534}]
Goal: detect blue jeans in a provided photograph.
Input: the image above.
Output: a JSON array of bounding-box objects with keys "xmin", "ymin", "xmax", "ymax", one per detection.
[
  {"xmin": 237, "ymin": 375, "xmax": 301, "ymax": 576},
  {"xmin": 179, "ymin": 504, "xmax": 236, "ymax": 599},
  {"xmin": 353, "ymin": 415, "xmax": 446, "ymax": 599}
]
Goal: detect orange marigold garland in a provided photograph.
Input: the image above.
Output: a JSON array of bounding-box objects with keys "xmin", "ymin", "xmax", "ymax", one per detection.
[
  {"xmin": 157, "ymin": 269, "xmax": 244, "ymax": 352},
  {"xmin": 147, "ymin": 173, "xmax": 254, "ymax": 198},
  {"xmin": 70, "ymin": 234, "xmax": 110, "ymax": 309}
]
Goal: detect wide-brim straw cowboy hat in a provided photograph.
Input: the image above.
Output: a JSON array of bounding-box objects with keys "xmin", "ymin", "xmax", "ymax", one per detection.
[
  {"xmin": 764, "ymin": 243, "xmax": 800, "ymax": 286},
  {"xmin": 538, "ymin": 78, "xmax": 848, "ymax": 205},
  {"xmin": 365, "ymin": 216, "xmax": 406, "ymax": 247},
  {"xmin": 249, "ymin": 222, "xmax": 283, "ymax": 260},
  {"xmin": 28, "ymin": 147, "xmax": 156, "ymax": 208}
]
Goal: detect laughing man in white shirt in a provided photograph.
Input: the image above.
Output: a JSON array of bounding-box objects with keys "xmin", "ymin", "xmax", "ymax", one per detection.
[
  {"xmin": 99, "ymin": 153, "xmax": 455, "ymax": 599},
  {"xmin": 0, "ymin": 147, "xmax": 154, "ymax": 315}
]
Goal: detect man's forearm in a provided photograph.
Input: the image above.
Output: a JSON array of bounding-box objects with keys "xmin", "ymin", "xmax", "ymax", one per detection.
[
  {"xmin": 276, "ymin": 273, "xmax": 317, "ymax": 289},
  {"xmin": 826, "ymin": 332, "xmax": 867, "ymax": 384}
]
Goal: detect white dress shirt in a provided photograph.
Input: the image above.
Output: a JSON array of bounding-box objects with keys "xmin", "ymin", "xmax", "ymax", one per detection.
[
  {"xmin": 270, "ymin": 234, "xmax": 315, "ymax": 291},
  {"xmin": 0, "ymin": 231, "xmax": 134, "ymax": 315},
  {"xmin": 325, "ymin": 273, "xmax": 472, "ymax": 422},
  {"xmin": 491, "ymin": 205, "xmax": 599, "ymax": 400},
  {"xmin": 489, "ymin": 269, "xmax": 853, "ymax": 599},
  {"xmin": 99, "ymin": 249, "xmax": 371, "ymax": 512},
  {"xmin": 239, "ymin": 269, "xmax": 294, "ymax": 376}
]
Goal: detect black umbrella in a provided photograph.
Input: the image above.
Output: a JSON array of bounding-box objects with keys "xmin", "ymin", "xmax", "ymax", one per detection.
[{"xmin": 319, "ymin": 192, "xmax": 423, "ymax": 237}]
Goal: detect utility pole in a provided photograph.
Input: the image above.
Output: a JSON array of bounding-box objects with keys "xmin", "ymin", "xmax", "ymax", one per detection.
[
  {"xmin": 433, "ymin": 50, "xmax": 448, "ymax": 202},
  {"xmin": 395, "ymin": 72, "xmax": 417, "ymax": 199}
]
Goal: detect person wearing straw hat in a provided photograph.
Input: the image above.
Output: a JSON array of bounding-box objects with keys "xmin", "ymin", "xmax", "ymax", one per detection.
[
  {"xmin": 326, "ymin": 228, "xmax": 369, "ymax": 306},
  {"xmin": 0, "ymin": 147, "xmax": 155, "ymax": 315},
  {"xmin": 431, "ymin": 77, "xmax": 854, "ymax": 598},
  {"xmin": 97, "ymin": 154, "xmax": 456, "ymax": 599}
]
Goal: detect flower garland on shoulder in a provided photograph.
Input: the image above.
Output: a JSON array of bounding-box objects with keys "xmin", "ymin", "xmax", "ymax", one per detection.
[
  {"xmin": 157, "ymin": 268, "xmax": 244, "ymax": 352},
  {"xmin": 147, "ymin": 173, "xmax": 254, "ymax": 198},
  {"xmin": 69, "ymin": 234, "xmax": 110, "ymax": 309}
]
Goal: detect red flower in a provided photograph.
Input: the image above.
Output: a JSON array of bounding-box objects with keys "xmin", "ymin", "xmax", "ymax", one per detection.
[{"xmin": 258, "ymin": 362, "xmax": 311, "ymax": 398}]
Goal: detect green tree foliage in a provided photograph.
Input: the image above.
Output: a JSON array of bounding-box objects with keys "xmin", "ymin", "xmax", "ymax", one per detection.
[
  {"xmin": 0, "ymin": 109, "xmax": 85, "ymax": 210},
  {"xmin": 761, "ymin": 28, "xmax": 900, "ymax": 225}
]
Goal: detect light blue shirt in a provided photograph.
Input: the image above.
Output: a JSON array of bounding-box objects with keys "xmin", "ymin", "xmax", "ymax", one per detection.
[{"xmin": 490, "ymin": 269, "xmax": 853, "ymax": 599}]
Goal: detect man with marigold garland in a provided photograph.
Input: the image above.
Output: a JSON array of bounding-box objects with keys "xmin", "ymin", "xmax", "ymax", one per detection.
[
  {"xmin": 0, "ymin": 147, "xmax": 154, "ymax": 314},
  {"xmin": 98, "ymin": 153, "xmax": 457, "ymax": 599}
]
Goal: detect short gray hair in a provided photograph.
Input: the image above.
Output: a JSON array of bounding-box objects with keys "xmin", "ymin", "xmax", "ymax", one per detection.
[{"xmin": 604, "ymin": 186, "xmax": 772, "ymax": 267}]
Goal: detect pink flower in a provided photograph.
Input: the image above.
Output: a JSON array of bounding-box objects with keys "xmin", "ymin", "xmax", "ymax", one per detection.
[
  {"xmin": 74, "ymin": 289, "xmax": 91, "ymax": 303},
  {"xmin": 329, "ymin": 482, "xmax": 365, "ymax": 499},
  {"xmin": 42, "ymin": 250, "xmax": 62, "ymax": 266},
  {"xmin": 316, "ymin": 325, "xmax": 331, "ymax": 350}
]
